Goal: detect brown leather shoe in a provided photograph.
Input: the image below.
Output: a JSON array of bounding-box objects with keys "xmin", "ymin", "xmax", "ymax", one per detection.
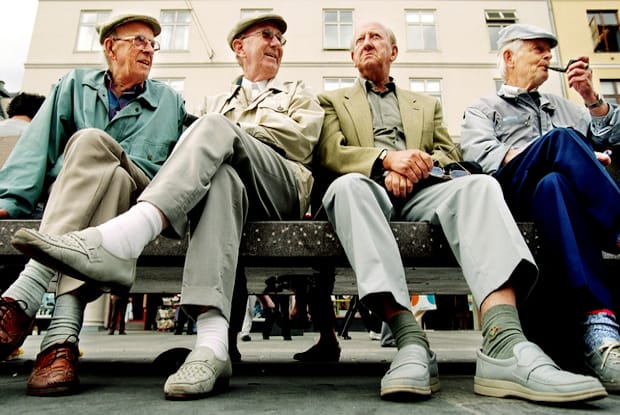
[
  {"xmin": 0, "ymin": 296, "xmax": 35, "ymax": 361},
  {"xmin": 27, "ymin": 342, "xmax": 80, "ymax": 396}
]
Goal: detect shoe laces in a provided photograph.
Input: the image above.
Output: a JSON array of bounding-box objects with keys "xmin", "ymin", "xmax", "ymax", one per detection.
[
  {"xmin": 38, "ymin": 343, "xmax": 78, "ymax": 369},
  {"xmin": 598, "ymin": 341, "xmax": 620, "ymax": 369}
]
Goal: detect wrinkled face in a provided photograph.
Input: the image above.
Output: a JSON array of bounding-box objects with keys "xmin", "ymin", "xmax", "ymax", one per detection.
[
  {"xmin": 351, "ymin": 22, "xmax": 397, "ymax": 83},
  {"xmin": 105, "ymin": 21, "xmax": 157, "ymax": 87},
  {"xmin": 233, "ymin": 22, "xmax": 284, "ymax": 82},
  {"xmin": 505, "ymin": 39, "xmax": 553, "ymax": 90}
]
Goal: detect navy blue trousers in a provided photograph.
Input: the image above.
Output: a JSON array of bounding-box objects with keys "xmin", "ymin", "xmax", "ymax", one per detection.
[{"xmin": 494, "ymin": 128, "xmax": 620, "ymax": 309}]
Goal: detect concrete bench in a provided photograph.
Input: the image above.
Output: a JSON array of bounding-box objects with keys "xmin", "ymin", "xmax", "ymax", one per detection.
[
  {"xmin": 2, "ymin": 219, "xmax": 619, "ymax": 294},
  {"xmin": 0, "ymin": 219, "xmax": 546, "ymax": 296}
]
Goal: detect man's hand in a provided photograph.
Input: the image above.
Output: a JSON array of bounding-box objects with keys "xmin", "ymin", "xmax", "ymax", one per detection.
[
  {"xmin": 0, "ymin": 209, "xmax": 10, "ymax": 219},
  {"xmin": 566, "ymin": 56, "xmax": 598, "ymax": 105},
  {"xmin": 384, "ymin": 171, "xmax": 414, "ymax": 198},
  {"xmin": 383, "ymin": 149, "xmax": 433, "ymax": 184},
  {"xmin": 503, "ymin": 148, "xmax": 523, "ymax": 166},
  {"xmin": 594, "ymin": 150, "xmax": 612, "ymax": 167}
]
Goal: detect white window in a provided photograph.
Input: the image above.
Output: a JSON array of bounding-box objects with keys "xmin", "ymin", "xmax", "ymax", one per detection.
[
  {"xmin": 160, "ymin": 10, "xmax": 192, "ymax": 51},
  {"xmin": 76, "ymin": 10, "xmax": 111, "ymax": 52},
  {"xmin": 323, "ymin": 10, "xmax": 353, "ymax": 50},
  {"xmin": 406, "ymin": 10, "xmax": 437, "ymax": 50},
  {"xmin": 410, "ymin": 79, "xmax": 443, "ymax": 105},
  {"xmin": 485, "ymin": 10, "xmax": 517, "ymax": 50},
  {"xmin": 323, "ymin": 77, "xmax": 356, "ymax": 91}
]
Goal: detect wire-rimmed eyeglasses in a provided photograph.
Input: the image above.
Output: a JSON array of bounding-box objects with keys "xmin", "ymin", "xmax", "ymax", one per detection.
[
  {"xmin": 241, "ymin": 29, "xmax": 287, "ymax": 46},
  {"xmin": 429, "ymin": 163, "xmax": 471, "ymax": 180},
  {"xmin": 113, "ymin": 35, "xmax": 160, "ymax": 52}
]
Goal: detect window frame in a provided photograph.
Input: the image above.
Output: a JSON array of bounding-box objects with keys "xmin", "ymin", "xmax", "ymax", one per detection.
[
  {"xmin": 159, "ymin": 10, "xmax": 192, "ymax": 52},
  {"xmin": 485, "ymin": 9, "xmax": 517, "ymax": 51},
  {"xmin": 75, "ymin": 10, "xmax": 111, "ymax": 52},
  {"xmin": 405, "ymin": 9, "xmax": 438, "ymax": 51},
  {"xmin": 323, "ymin": 9, "xmax": 354, "ymax": 50}
]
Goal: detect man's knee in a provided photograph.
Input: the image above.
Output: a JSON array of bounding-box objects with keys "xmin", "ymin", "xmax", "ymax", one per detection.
[{"xmin": 323, "ymin": 173, "xmax": 368, "ymax": 204}]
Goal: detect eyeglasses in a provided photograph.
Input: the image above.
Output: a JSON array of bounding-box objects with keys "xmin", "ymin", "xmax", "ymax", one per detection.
[
  {"xmin": 113, "ymin": 35, "xmax": 160, "ymax": 52},
  {"xmin": 429, "ymin": 164, "xmax": 471, "ymax": 180},
  {"xmin": 241, "ymin": 29, "xmax": 287, "ymax": 46}
]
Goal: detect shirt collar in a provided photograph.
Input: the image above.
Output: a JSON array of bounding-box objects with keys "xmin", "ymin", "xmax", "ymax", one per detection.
[
  {"xmin": 362, "ymin": 77, "xmax": 396, "ymax": 96},
  {"xmin": 104, "ymin": 70, "xmax": 145, "ymax": 97}
]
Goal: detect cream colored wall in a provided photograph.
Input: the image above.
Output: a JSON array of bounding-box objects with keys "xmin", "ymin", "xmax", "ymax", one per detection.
[
  {"xmin": 550, "ymin": 0, "xmax": 620, "ymax": 104},
  {"xmin": 22, "ymin": 0, "xmax": 564, "ymax": 138}
]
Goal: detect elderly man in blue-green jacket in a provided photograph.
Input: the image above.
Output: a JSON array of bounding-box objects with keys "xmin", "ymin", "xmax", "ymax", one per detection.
[{"xmin": 0, "ymin": 13, "xmax": 186, "ymax": 396}]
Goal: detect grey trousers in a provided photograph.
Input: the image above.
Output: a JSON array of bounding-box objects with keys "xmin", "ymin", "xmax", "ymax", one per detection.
[
  {"xmin": 322, "ymin": 173, "xmax": 538, "ymax": 311},
  {"xmin": 139, "ymin": 113, "xmax": 300, "ymax": 321}
]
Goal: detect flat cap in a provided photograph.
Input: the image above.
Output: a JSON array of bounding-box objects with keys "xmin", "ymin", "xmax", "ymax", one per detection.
[
  {"xmin": 227, "ymin": 13, "xmax": 287, "ymax": 49},
  {"xmin": 97, "ymin": 14, "xmax": 161, "ymax": 45},
  {"xmin": 497, "ymin": 23, "xmax": 558, "ymax": 49}
]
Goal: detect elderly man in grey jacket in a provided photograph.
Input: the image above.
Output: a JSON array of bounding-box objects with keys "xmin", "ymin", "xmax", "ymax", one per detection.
[{"xmin": 461, "ymin": 23, "xmax": 620, "ymax": 393}]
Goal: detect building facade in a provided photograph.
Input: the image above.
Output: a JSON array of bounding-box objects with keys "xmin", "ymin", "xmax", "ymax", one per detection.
[
  {"xmin": 550, "ymin": 0, "xmax": 620, "ymax": 106},
  {"xmin": 22, "ymin": 0, "xmax": 572, "ymax": 140}
]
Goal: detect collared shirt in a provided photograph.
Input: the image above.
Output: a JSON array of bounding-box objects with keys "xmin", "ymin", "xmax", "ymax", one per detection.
[
  {"xmin": 105, "ymin": 71, "xmax": 145, "ymax": 120},
  {"xmin": 362, "ymin": 78, "xmax": 406, "ymax": 152},
  {"xmin": 241, "ymin": 78, "xmax": 268, "ymax": 101}
]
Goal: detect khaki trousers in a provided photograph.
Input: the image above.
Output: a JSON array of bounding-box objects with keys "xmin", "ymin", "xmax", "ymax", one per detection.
[{"xmin": 41, "ymin": 128, "xmax": 150, "ymax": 294}]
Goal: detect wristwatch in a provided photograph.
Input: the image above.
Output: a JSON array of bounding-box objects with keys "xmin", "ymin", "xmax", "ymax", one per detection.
[
  {"xmin": 585, "ymin": 93, "xmax": 605, "ymax": 110},
  {"xmin": 371, "ymin": 149, "xmax": 388, "ymax": 179}
]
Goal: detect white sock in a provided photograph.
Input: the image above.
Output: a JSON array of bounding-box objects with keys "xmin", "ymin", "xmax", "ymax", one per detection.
[
  {"xmin": 97, "ymin": 202, "xmax": 163, "ymax": 259},
  {"xmin": 195, "ymin": 309, "xmax": 229, "ymax": 360}
]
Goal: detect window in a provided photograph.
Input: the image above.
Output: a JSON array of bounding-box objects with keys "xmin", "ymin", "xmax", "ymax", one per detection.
[
  {"xmin": 156, "ymin": 78, "xmax": 185, "ymax": 96},
  {"xmin": 160, "ymin": 10, "xmax": 192, "ymax": 51},
  {"xmin": 601, "ymin": 79, "xmax": 620, "ymax": 105},
  {"xmin": 588, "ymin": 10, "xmax": 620, "ymax": 53},
  {"xmin": 406, "ymin": 10, "xmax": 437, "ymax": 50},
  {"xmin": 323, "ymin": 77, "xmax": 356, "ymax": 91},
  {"xmin": 485, "ymin": 10, "xmax": 517, "ymax": 50},
  {"xmin": 76, "ymin": 10, "xmax": 111, "ymax": 51},
  {"xmin": 240, "ymin": 9, "xmax": 273, "ymax": 19},
  {"xmin": 323, "ymin": 10, "xmax": 353, "ymax": 50},
  {"xmin": 410, "ymin": 79, "xmax": 443, "ymax": 105}
]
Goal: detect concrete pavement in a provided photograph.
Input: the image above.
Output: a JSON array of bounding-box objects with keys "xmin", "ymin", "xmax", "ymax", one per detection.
[{"xmin": 1, "ymin": 329, "xmax": 619, "ymax": 414}]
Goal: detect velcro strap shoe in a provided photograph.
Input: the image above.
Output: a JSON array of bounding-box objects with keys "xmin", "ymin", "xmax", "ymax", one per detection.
[
  {"xmin": 475, "ymin": 341, "xmax": 607, "ymax": 403},
  {"xmin": 380, "ymin": 344, "xmax": 440, "ymax": 400},
  {"xmin": 11, "ymin": 227, "xmax": 136, "ymax": 292},
  {"xmin": 164, "ymin": 346, "xmax": 232, "ymax": 400}
]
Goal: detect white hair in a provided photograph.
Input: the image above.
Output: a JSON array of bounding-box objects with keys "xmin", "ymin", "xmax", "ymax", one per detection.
[{"xmin": 497, "ymin": 39, "xmax": 523, "ymax": 80}]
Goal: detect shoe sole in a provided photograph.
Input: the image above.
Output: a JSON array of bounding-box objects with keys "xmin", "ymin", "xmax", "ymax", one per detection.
[
  {"xmin": 474, "ymin": 376, "xmax": 608, "ymax": 403},
  {"xmin": 381, "ymin": 377, "xmax": 440, "ymax": 400},
  {"xmin": 164, "ymin": 376, "xmax": 230, "ymax": 401},
  {"xmin": 12, "ymin": 233, "xmax": 128, "ymax": 294},
  {"xmin": 27, "ymin": 382, "xmax": 79, "ymax": 397}
]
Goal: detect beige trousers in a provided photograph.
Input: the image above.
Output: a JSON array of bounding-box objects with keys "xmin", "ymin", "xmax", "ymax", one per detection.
[{"xmin": 40, "ymin": 128, "xmax": 150, "ymax": 294}]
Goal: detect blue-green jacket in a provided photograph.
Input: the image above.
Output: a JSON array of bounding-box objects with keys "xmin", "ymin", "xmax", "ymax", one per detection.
[{"xmin": 0, "ymin": 68, "xmax": 186, "ymax": 217}]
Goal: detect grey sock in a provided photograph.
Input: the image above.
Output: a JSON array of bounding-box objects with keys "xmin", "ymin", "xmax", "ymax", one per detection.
[
  {"xmin": 387, "ymin": 311, "xmax": 429, "ymax": 351},
  {"xmin": 583, "ymin": 312, "xmax": 620, "ymax": 353},
  {"xmin": 40, "ymin": 293, "xmax": 84, "ymax": 351},
  {"xmin": 481, "ymin": 304, "xmax": 527, "ymax": 359},
  {"xmin": 3, "ymin": 260, "xmax": 55, "ymax": 318}
]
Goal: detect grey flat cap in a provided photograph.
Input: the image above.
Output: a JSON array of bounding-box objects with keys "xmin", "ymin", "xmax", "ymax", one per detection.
[
  {"xmin": 227, "ymin": 14, "xmax": 287, "ymax": 49},
  {"xmin": 497, "ymin": 23, "xmax": 558, "ymax": 49},
  {"xmin": 97, "ymin": 14, "xmax": 162, "ymax": 45}
]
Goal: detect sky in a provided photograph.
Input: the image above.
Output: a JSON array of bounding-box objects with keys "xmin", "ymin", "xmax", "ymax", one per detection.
[{"xmin": 0, "ymin": 0, "xmax": 39, "ymax": 92}]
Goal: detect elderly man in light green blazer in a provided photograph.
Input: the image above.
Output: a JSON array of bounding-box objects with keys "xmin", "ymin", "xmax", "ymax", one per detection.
[{"xmin": 316, "ymin": 21, "xmax": 606, "ymax": 404}]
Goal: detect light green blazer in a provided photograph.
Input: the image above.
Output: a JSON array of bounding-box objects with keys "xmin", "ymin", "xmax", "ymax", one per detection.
[{"xmin": 317, "ymin": 79, "xmax": 459, "ymax": 177}]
